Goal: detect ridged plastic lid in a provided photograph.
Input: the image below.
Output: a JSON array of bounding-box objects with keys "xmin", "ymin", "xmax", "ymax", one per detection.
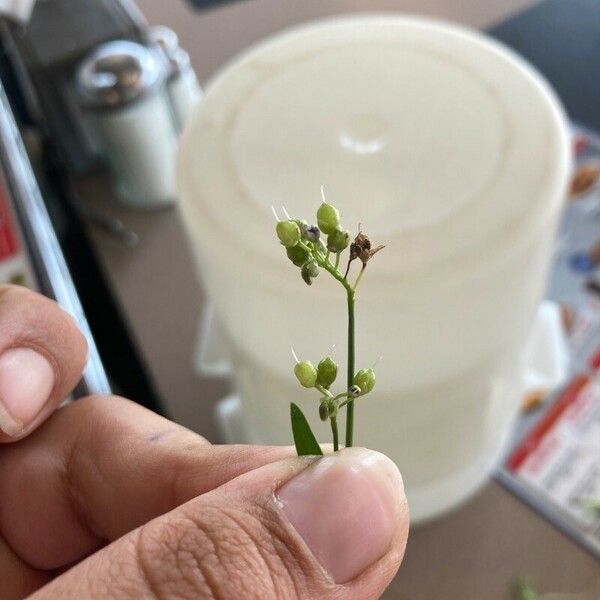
[{"xmin": 178, "ymin": 16, "xmax": 570, "ymax": 278}]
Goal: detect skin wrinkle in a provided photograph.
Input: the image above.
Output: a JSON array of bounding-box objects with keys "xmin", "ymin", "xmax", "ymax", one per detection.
[
  {"xmin": 173, "ymin": 502, "xmax": 295, "ymax": 600},
  {"xmin": 154, "ymin": 515, "xmax": 218, "ymax": 599},
  {"xmin": 246, "ymin": 499, "xmax": 313, "ymax": 597},
  {"xmin": 170, "ymin": 437, "xmax": 215, "ymax": 509},
  {"xmin": 215, "ymin": 506, "xmax": 284, "ymax": 599},
  {"xmin": 138, "ymin": 515, "xmax": 218, "ymax": 600},
  {"xmin": 98, "ymin": 537, "xmax": 148, "ymax": 600},
  {"xmin": 182, "ymin": 507, "xmax": 255, "ymax": 600},
  {"xmin": 134, "ymin": 526, "xmax": 179, "ymax": 600},
  {"xmin": 61, "ymin": 426, "xmax": 109, "ymax": 546},
  {"xmin": 224, "ymin": 508, "xmax": 281, "ymax": 598},
  {"xmin": 202, "ymin": 501, "xmax": 318, "ymax": 600},
  {"xmin": 257, "ymin": 508, "xmax": 313, "ymax": 600}
]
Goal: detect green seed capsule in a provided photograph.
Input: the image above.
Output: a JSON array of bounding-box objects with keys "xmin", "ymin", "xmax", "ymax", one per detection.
[
  {"xmin": 319, "ymin": 402, "xmax": 329, "ymax": 421},
  {"xmin": 294, "ymin": 360, "xmax": 317, "ymax": 388},
  {"xmin": 276, "ymin": 220, "xmax": 301, "ymax": 248},
  {"xmin": 316, "ymin": 356, "xmax": 338, "ymax": 389},
  {"xmin": 286, "ymin": 245, "xmax": 309, "ymax": 267},
  {"xmin": 317, "ymin": 202, "xmax": 340, "ymax": 235},
  {"xmin": 301, "ymin": 260, "xmax": 319, "ymax": 286},
  {"xmin": 353, "ymin": 368, "xmax": 376, "ymax": 395},
  {"xmin": 327, "ymin": 228, "xmax": 350, "ymax": 253}
]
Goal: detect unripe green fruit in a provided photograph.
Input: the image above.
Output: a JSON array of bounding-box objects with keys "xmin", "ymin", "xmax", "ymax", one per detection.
[
  {"xmin": 294, "ymin": 360, "xmax": 317, "ymax": 388},
  {"xmin": 286, "ymin": 245, "xmax": 310, "ymax": 267},
  {"xmin": 327, "ymin": 228, "xmax": 350, "ymax": 253},
  {"xmin": 316, "ymin": 356, "xmax": 338, "ymax": 389},
  {"xmin": 353, "ymin": 368, "xmax": 376, "ymax": 395},
  {"xmin": 301, "ymin": 260, "xmax": 319, "ymax": 286},
  {"xmin": 319, "ymin": 402, "xmax": 329, "ymax": 421},
  {"xmin": 317, "ymin": 202, "xmax": 340, "ymax": 235},
  {"xmin": 276, "ymin": 220, "xmax": 300, "ymax": 248}
]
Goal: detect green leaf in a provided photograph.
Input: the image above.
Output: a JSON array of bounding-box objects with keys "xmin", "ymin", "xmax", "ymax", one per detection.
[
  {"xmin": 513, "ymin": 578, "xmax": 538, "ymax": 600},
  {"xmin": 290, "ymin": 403, "xmax": 323, "ymax": 456}
]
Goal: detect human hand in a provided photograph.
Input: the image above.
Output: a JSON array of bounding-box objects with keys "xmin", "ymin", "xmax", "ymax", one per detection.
[{"xmin": 0, "ymin": 285, "xmax": 409, "ymax": 599}]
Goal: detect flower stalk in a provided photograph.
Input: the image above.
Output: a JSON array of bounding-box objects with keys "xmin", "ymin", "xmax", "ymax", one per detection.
[{"xmin": 275, "ymin": 191, "xmax": 383, "ymax": 455}]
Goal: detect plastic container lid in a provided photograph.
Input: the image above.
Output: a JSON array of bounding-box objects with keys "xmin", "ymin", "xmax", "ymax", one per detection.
[{"xmin": 178, "ymin": 16, "xmax": 570, "ymax": 278}]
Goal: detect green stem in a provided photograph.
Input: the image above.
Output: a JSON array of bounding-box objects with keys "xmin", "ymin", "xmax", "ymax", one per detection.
[
  {"xmin": 316, "ymin": 384, "xmax": 332, "ymax": 398},
  {"xmin": 330, "ymin": 416, "xmax": 339, "ymax": 452},
  {"xmin": 339, "ymin": 393, "xmax": 363, "ymax": 409},
  {"xmin": 335, "ymin": 252, "xmax": 341, "ymax": 269},
  {"xmin": 345, "ymin": 288, "xmax": 355, "ymax": 447},
  {"xmin": 319, "ymin": 256, "xmax": 353, "ymax": 293},
  {"xmin": 303, "ymin": 241, "xmax": 356, "ymax": 449}
]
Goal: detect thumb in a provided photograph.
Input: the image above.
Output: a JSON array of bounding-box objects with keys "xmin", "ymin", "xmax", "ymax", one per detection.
[{"xmin": 32, "ymin": 448, "xmax": 409, "ymax": 600}]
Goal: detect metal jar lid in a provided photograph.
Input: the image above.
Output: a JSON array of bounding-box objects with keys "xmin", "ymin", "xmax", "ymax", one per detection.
[{"xmin": 76, "ymin": 40, "xmax": 166, "ymax": 110}]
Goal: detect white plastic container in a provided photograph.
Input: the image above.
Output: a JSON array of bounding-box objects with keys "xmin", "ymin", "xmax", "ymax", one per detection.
[{"xmin": 177, "ymin": 16, "xmax": 571, "ymax": 521}]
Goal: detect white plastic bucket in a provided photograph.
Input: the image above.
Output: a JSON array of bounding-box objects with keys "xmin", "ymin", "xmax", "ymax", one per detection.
[{"xmin": 178, "ymin": 15, "xmax": 571, "ymax": 521}]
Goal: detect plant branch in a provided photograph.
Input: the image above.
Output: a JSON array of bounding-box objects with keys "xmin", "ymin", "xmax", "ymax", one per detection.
[
  {"xmin": 353, "ymin": 264, "xmax": 366, "ymax": 291},
  {"xmin": 316, "ymin": 384, "xmax": 333, "ymax": 398}
]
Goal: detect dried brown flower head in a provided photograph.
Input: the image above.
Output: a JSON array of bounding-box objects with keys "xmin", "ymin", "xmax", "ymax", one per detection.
[{"xmin": 345, "ymin": 228, "xmax": 385, "ymax": 278}]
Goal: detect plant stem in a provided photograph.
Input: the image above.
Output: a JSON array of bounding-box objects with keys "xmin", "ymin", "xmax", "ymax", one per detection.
[
  {"xmin": 305, "ymin": 244, "xmax": 357, "ymax": 449},
  {"xmin": 316, "ymin": 384, "xmax": 332, "ymax": 398},
  {"xmin": 330, "ymin": 416, "xmax": 339, "ymax": 452},
  {"xmin": 353, "ymin": 264, "xmax": 366, "ymax": 291},
  {"xmin": 345, "ymin": 288, "xmax": 355, "ymax": 447}
]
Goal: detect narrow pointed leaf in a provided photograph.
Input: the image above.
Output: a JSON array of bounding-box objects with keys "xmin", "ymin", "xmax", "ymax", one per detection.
[{"xmin": 290, "ymin": 403, "xmax": 323, "ymax": 456}]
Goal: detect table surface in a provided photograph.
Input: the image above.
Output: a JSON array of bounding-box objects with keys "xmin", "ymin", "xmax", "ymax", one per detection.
[{"xmin": 79, "ymin": 0, "xmax": 600, "ymax": 597}]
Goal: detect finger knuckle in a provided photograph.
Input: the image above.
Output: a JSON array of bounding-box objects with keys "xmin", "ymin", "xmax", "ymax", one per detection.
[{"xmin": 135, "ymin": 501, "xmax": 322, "ymax": 600}]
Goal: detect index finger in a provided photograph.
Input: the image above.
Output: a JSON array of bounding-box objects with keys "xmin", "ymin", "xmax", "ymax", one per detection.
[{"xmin": 0, "ymin": 285, "xmax": 88, "ymax": 441}]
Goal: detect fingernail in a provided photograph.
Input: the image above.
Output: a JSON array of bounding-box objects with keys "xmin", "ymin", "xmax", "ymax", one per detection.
[
  {"xmin": 0, "ymin": 348, "xmax": 55, "ymax": 436},
  {"xmin": 278, "ymin": 447, "xmax": 403, "ymax": 584}
]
